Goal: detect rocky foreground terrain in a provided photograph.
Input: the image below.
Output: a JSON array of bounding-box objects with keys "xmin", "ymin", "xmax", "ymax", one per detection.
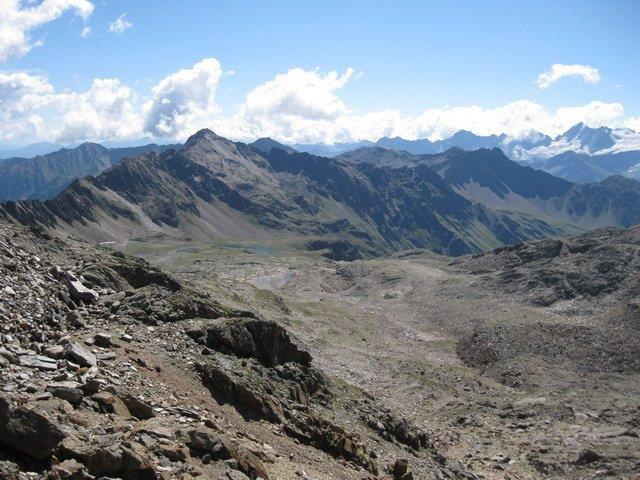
[
  {"xmin": 0, "ymin": 219, "xmax": 474, "ymax": 479},
  {"xmin": 1, "ymin": 218, "xmax": 639, "ymax": 479}
]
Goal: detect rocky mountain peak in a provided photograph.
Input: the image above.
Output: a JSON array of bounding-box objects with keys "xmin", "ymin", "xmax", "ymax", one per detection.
[
  {"xmin": 179, "ymin": 128, "xmax": 247, "ymax": 165},
  {"xmin": 75, "ymin": 141, "xmax": 109, "ymax": 151},
  {"xmin": 249, "ymin": 137, "xmax": 297, "ymax": 155},
  {"xmin": 559, "ymin": 122, "xmax": 586, "ymax": 139},
  {"xmin": 557, "ymin": 123, "xmax": 614, "ymax": 153},
  {"xmin": 181, "ymin": 128, "xmax": 225, "ymax": 148}
]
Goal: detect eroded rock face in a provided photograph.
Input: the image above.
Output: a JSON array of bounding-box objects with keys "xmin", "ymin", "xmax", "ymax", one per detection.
[
  {"xmin": 204, "ymin": 317, "xmax": 312, "ymax": 366},
  {"xmin": 114, "ymin": 285, "xmax": 242, "ymax": 325},
  {"xmin": 284, "ymin": 412, "xmax": 378, "ymax": 474},
  {"xmin": 455, "ymin": 227, "xmax": 640, "ymax": 306},
  {"xmin": 187, "ymin": 428, "xmax": 270, "ymax": 480},
  {"xmin": 195, "ymin": 317, "xmax": 329, "ymax": 424},
  {"xmin": 106, "ymin": 251, "xmax": 182, "ymax": 292},
  {"xmin": 194, "ymin": 318, "xmax": 384, "ymax": 475},
  {"xmin": 197, "ymin": 360, "xmax": 286, "ymax": 423}
]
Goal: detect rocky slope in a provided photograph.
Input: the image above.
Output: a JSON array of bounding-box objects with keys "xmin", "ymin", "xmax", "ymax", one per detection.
[
  {"xmin": 340, "ymin": 146, "xmax": 640, "ymax": 232},
  {"xmin": 1, "ymin": 218, "xmax": 473, "ymax": 479},
  {"xmin": 0, "ymin": 143, "xmax": 178, "ymax": 201},
  {"xmin": 122, "ymin": 223, "xmax": 640, "ymax": 479},
  {"xmin": 2, "ymin": 214, "xmax": 640, "ymax": 478},
  {"xmin": 454, "ymin": 225, "xmax": 640, "ymax": 308},
  {"xmin": 454, "ymin": 225, "xmax": 640, "ymax": 384}
]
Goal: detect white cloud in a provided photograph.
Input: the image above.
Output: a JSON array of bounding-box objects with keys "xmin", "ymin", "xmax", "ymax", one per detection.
[
  {"xmin": 142, "ymin": 58, "xmax": 223, "ymax": 138},
  {"xmin": 0, "ymin": 58, "xmax": 635, "ymax": 148},
  {"xmin": 407, "ymin": 100, "xmax": 623, "ymax": 142},
  {"xmin": 624, "ymin": 117, "xmax": 640, "ymax": 132},
  {"xmin": 80, "ymin": 26, "xmax": 91, "ymax": 38},
  {"xmin": 0, "ymin": 0, "xmax": 94, "ymax": 61},
  {"xmin": 213, "ymin": 67, "xmax": 355, "ymax": 143},
  {"xmin": 0, "ymin": 71, "xmax": 142, "ymax": 144},
  {"xmin": 216, "ymin": 67, "xmax": 622, "ymax": 144},
  {"xmin": 52, "ymin": 78, "xmax": 142, "ymax": 143},
  {"xmin": 108, "ymin": 13, "xmax": 132, "ymax": 34},
  {"xmin": 536, "ymin": 63, "xmax": 601, "ymax": 89},
  {"xmin": 249, "ymin": 99, "xmax": 623, "ymax": 145},
  {"xmin": 243, "ymin": 67, "xmax": 354, "ymax": 120}
]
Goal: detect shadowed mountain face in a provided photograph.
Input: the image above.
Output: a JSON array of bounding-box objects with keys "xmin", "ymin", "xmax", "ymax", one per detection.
[
  {"xmin": 0, "ymin": 130, "xmax": 569, "ymax": 258},
  {"xmin": 534, "ymin": 150, "xmax": 640, "ymax": 183},
  {"xmin": 0, "ymin": 142, "xmax": 179, "ymax": 201},
  {"xmin": 249, "ymin": 137, "xmax": 297, "ymax": 155},
  {"xmin": 339, "ymin": 146, "xmax": 640, "ymax": 231},
  {"xmin": 336, "ymin": 146, "xmax": 429, "ymax": 168},
  {"xmin": 2, "ymin": 130, "xmax": 640, "ymax": 260},
  {"xmin": 430, "ymin": 149, "xmax": 640, "ymax": 229}
]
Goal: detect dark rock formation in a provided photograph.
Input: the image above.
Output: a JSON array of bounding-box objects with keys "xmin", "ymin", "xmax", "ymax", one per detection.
[{"xmin": 204, "ymin": 317, "xmax": 312, "ymax": 366}]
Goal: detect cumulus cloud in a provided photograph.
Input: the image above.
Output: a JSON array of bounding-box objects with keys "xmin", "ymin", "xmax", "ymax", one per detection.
[
  {"xmin": 536, "ymin": 63, "xmax": 601, "ymax": 89},
  {"xmin": 215, "ymin": 68, "xmax": 355, "ymax": 142},
  {"xmin": 0, "ymin": 71, "xmax": 142, "ymax": 144},
  {"xmin": 243, "ymin": 68, "xmax": 354, "ymax": 120},
  {"xmin": 624, "ymin": 117, "xmax": 640, "ymax": 132},
  {"xmin": 0, "ymin": 58, "xmax": 634, "ymax": 147},
  {"xmin": 219, "ymin": 67, "xmax": 622, "ymax": 144},
  {"xmin": 108, "ymin": 13, "xmax": 132, "ymax": 34},
  {"xmin": 52, "ymin": 78, "xmax": 142, "ymax": 143},
  {"xmin": 0, "ymin": 0, "xmax": 94, "ymax": 61},
  {"xmin": 80, "ymin": 26, "xmax": 91, "ymax": 38},
  {"xmin": 142, "ymin": 58, "xmax": 223, "ymax": 138}
]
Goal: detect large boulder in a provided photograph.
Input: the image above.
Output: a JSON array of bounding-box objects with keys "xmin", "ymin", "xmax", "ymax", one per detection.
[
  {"xmin": 63, "ymin": 342, "xmax": 97, "ymax": 367},
  {"xmin": 205, "ymin": 318, "xmax": 312, "ymax": 366},
  {"xmin": 187, "ymin": 428, "xmax": 270, "ymax": 480},
  {"xmin": 0, "ymin": 396, "xmax": 66, "ymax": 460},
  {"xmin": 57, "ymin": 435, "xmax": 160, "ymax": 479},
  {"xmin": 68, "ymin": 280, "xmax": 99, "ymax": 303}
]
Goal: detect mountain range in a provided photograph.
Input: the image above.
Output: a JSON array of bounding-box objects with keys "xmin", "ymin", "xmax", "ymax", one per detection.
[
  {"xmin": 0, "ymin": 142, "xmax": 179, "ymax": 201},
  {"xmin": 2, "ymin": 122, "xmax": 639, "ymax": 203},
  {"xmin": 0, "ymin": 142, "xmax": 64, "ymax": 160},
  {"xmin": 2, "ymin": 129, "xmax": 640, "ymax": 260},
  {"xmin": 291, "ymin": 123, "xmax": 640, "ymax": 183}
]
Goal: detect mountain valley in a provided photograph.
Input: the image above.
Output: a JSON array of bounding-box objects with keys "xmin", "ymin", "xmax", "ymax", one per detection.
[
  {"xmin": 1, "ymin": 213, "xmax": 638, "ymax": 479},
  {"xmin": 2, "ymin": 2, "xmax": 639, "ymax": 479},
  {"xmin": 3, "ymin": 130, "xmax": 640, "ymax": 263},
  {"xmin": 1, "ymin": 129, "xmax": 639, "ymax": 479}
]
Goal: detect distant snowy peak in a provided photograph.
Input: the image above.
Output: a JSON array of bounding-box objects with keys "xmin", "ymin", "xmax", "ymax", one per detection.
[
  {"xmin": 274, "ymin": 123, "xmax": 640, "ymax": 163},
  {"xmin": 510, "ymin": 123, "xmax": 640, "ymax": 162},
  {"xmin": 607, "ymin": 128, "xmax": 640, "ymax": 154}
]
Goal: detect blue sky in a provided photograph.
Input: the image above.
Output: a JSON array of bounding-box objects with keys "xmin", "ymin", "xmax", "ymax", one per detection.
[{"xmin": 0, "ymin": 0, "xmax": 639, "ymax": 147}]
